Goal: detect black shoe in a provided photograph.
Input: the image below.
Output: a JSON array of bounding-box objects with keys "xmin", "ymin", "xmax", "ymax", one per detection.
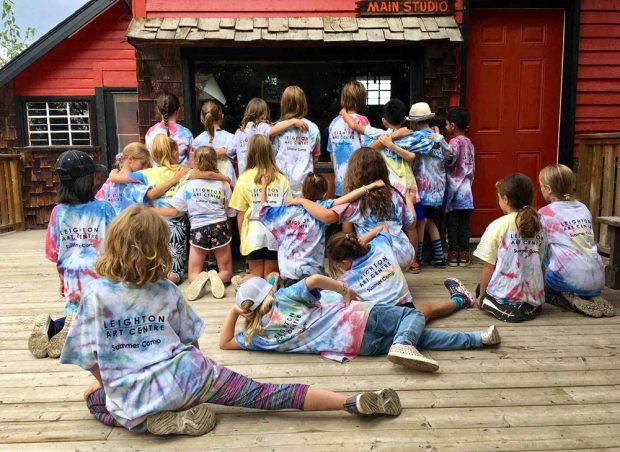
[
  {"xmin": 207, "ymin": 262, "xmax": 219, "ymax": 272},
  {"xmin": 429, "ymin": 257, "xmax": 446, "ymax": 268}
]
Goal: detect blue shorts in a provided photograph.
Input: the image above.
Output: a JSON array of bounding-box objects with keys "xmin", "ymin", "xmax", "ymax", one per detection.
[{"xmin": 414, "ymin": 202, "xmax": 424, "ymax": 222}]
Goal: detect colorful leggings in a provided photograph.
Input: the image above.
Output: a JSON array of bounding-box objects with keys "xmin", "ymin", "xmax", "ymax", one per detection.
[
  {"xmin": 87, "ymin": 388, "xmax": 118, "ymax": 427},
  {"xmin": 168, "ymin": 215, "xmax": 189, "ymax": 282}
]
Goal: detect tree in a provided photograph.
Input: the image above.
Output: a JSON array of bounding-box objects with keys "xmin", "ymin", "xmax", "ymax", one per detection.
[{"xmin": 0, "ymin": 0, "xmax": 36, "ymax": 67}]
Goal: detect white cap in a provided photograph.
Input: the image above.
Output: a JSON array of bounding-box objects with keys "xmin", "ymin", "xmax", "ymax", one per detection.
[{"xmin": 236, "ymin": 277, "xmax": 272, "ymax": 312}]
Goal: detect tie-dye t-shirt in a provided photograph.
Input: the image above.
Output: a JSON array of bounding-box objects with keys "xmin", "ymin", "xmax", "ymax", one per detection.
[
  {"xmin": 227, "ymin": 122, "xmax": 272, "ymax": 175},
  {"xmin": 127, "ymin": 167, "xmax": 188, "ymax": 209},
  {"xmin": 95, "ymin": 178, "xmax": 152, "ymax": 217},
  {"xmin": 193, "ymin": 129, "xmax": 237, "ymax": 185},
  {"xmin": 445, "ymin": 136, "xmax": 475, "ymax": 213},
  {"xmin": 59, "ymin": 278, "xmax": 223, "ymax": 431},
  {"xmin": 338, "ymin": 231, "xmax": 412, "ymax": 306},
  {"xmin": 539, "ymin": 200, "xmax": 604, "ymax": 297},
  {"xmin": 474, "ymin": 212, "xmax": 546, "ymax": 306},
  {"xmin": 169, "ymin": 179, "xmax": 233, "ymax": 229},
  {"xmin": 145, "ymin": 121, "xmax": 194, "ymax": 167},
  {"xmin": 260, "ymin": 200, "xmax": 334, "ymax": 280},
  {"xmin": 272, "ymin": 118, "xmax": 321, "ymax": 197},
  {"xmin": 331, "ymin": 189, "xmax": 415, "ymax": 270},
  {"xmin": 411, "ymin": 129, "xmax": 447, "ymax": 207},
  {"xmin": 229, "ymin": 169, "xmax": 290, "ymax": 256},
  {"xmin": 235, "ymin": 280, "xmax": 372, "ymax": 359},
  {"xmin": 45, "ymin": 200, "xmax": 115, "ymax": 314},
  {"xmin": 363, "ymin": 125, "xmax": 434, "ymax": 203},
  {"xmin": 327, "ymin": 114, "xmax": 369, "ymax": 196}
]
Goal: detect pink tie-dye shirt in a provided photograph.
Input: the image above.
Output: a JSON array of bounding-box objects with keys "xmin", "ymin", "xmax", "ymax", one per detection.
[
  {"xmin": 145, "ymin": 121, "xmax": 194, "ymax": 167},
  {"xmin": 445, "ymin": 135, "xmax": 475, "ymax": 213}
]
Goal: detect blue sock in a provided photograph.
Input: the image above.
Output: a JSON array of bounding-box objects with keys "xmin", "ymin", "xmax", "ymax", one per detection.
[
  {"xmin": 431, "ymin": 239, "xmax": 444, "ymax": 259},
  {"xmin": 417, "ymin": 242, "xmax": 423, "ymax": 262},
  {"xmin": 451, "ymin": 295, "xmax": 466, "ymax": 310}
]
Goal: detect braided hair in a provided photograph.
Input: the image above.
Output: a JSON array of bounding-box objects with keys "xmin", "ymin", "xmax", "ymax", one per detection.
[
  {"xmin": 156, "ymin": 93, "xmax": 181, "ymax": 137},
  {"xmin": 326, "ymin": 231, "xmax": 370, "ymax": 277}
]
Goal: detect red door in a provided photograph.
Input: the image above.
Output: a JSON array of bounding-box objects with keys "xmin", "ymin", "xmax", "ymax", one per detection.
[{"xmin": 467, "ymin": 9, "xmax": 564, "ymax": 235}]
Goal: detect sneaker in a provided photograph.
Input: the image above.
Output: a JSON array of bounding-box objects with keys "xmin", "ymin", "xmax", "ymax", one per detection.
[
  {"xmin": 387, "ymin": 343, "xmax": 439, "ymax": 372},
  {"xmin": 48, "ymin": 313, "xmax": 75, "ymax": 359},
  {"xmin": 562, "ymin": 292, "xmax": 604, "ymax": 318},
  {"xmin": 545, "ymin": 291, "xmax": 572, "ymax": 310},
  {"xmin": 589, "ymin": 296, "xmax": 615, "ymax": 317},
  {"xmin": 458, "ymin": 251, "xmax": 472, "ymax": 267},
  {"xmin": 408, "ymin": 260, "xmax": 421, "ymax": 274},
  {"xmin": 207, "ymin": 269, "xmax": 225, "ymax": 299},
  {"xmin": 266, "ymin": 272, "xmax": 280, "ymax": 296},
  {"xmin": 447, "ymin": 251, "xmax": 459, "ymax": 267},
  {"xmin": 429, "ymin": 256, "xmax": 446, "ymax": 268},
  {"xmin": 28, "ymin": 314, "xmax": 52, "ymax": 359},
  {"xmin": 344, "ymin": 388, "xmax": 402, "ymax": 416},
  {"xmin": 231, "ymin": 275, "xmax": 244, "ymax": 292},
  {"xmin": 480, "ymin": 325, "xmax": 501, "ymax": 345},
  {"xmin": 146, "ymin": 403, "xmax": 217, "ymax": 436},
  {"xmin": 184, "ymin": 272, "xmax": 211, "ymax": 301},
  {"xmin": 443, "ymin": 278, "xmax": 474, "ymax": 308}
]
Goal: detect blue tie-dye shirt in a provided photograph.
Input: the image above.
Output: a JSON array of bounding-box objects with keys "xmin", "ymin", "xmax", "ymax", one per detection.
[
  {"xmin": 412, "ymin": 129, "xmax": 447, "ymax": 207},
  {"xmin": 327, "ymin": 114, "xmax": 369, "ymax": 196},
  {"xmin": 60, "ymin": 278, "xmax": 224, "ymax": 431},
  {"xmin": 338, "ymin": 231, "xmax": 412, "ymax": 306},
  {"xmin": 45, "ymin": 200, "xmax": 116, "ymax": 314},
  {"xmin": 95, "ymin": 179, "xmax": 152, "ymax": 217},
  {"xmin": 259, "ymin": 200, "xmax": 334, "ymax": 280},
  {"xmin": 445, "ymin": 135, "xmax": 475, "ymax": 212}
]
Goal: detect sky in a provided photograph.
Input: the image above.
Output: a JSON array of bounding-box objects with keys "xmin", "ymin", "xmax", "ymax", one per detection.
[{"xmin": 13, "ymin": 0, "xmax": 90, "ymax": 44}]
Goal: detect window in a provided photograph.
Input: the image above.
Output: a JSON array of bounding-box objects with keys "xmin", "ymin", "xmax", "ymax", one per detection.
[
  {"xmin": 356, "ymin": 75, "xmax": 391, "ymax": 106},
  {"xmin": 26, "ymin": 101, "xmax": 92, "ymax": 146}
]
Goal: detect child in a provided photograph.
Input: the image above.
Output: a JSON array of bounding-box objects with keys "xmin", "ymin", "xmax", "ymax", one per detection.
[
  {"xmin": 538, "ymin": 164, "xmax": 614, "ymax": 317},
  {"xmin": 193, "ymin": 100, "xmax": 237, "ymax": 184},
  {"xmin": 153, "ymin": 147, "xmax": 233, "ymax": 301},
  {"xmin": 145, "ymin": 93, "xmax": 194, "ymax": 166},
  {"xmin": 227, "ymin": 98, "xmax": 309, "ymax": 175},
  {"xmin": 260, "ymin": 173, "xmax": 384, "ymax": 287},
  {"xmin": 327, "ymin": 81, "xmax": 369, "ymax": 197},
  {"xmin": 96, "ymin": 142, "xmax": 185, "ymax": 216},
  {"xmin": 272, "ymin": 86, "xmax": 321, "ymax": 197},
  {"xmin": 229, "ymin": 135, "xmax": 290, "ymax": 279},
  {"xmin": 60, "ymin": 205, "xmax": 402, "ymax": 435},
  {"xmin": 444, "ymin": 108, "xmax": 475, "ymax": 267},
  {"xmin": 473, "ymin": 173, "xmax": 546, "ymax": 322},
  {"xmin": 294, "ymin": 147, "xmax": 416, "ymax": 272},
  {"xmin": 221, "ymin": 275, "xmax": 500, "ymax": 372},
  {"xmin": 29, "ymin": 151, "xmax": 115, "ymax": 359}
]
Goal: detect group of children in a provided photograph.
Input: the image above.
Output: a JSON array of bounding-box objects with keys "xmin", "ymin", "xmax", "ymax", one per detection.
[{"xmin": 26, "ymin": 82, "xmax": 614, "ymax": 436}]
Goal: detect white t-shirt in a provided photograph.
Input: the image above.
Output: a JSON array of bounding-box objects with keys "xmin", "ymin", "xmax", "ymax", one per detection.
[
  {"xmin": 474, "ymin": 212, "xmax": 546, "ymax": 306},
  {"xmin": 194, "ymin": 129, "xmax": 237, "ymax": 185},
  {"xmin": 169, "ymin": 179, "xmax": 233, "ymax": 229},
  {"xmin": 272, "ymin": 118, "xmax": 321, "ymax": 197},
  {"xmin": 539, "ymin": 200, "xmax": 604, "ymax": 296},
  {"xmin": 227, "ymin": 122, "xmax": 272, "ymax": 175}
]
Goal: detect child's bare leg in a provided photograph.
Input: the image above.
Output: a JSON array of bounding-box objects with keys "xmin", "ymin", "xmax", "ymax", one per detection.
[
  {"xmin": 303, "ymin": 387, "xmax": 347, "ymax": 411},
  {"xmin": 213, "ymin": 245, "xmax": 233, "ymax": 283},
  {"xmin": 426, "ymin": 219, "xmax": 441, "ymax": 241},
  {"xmin": 188, "ymin": 246, "xmax": 209, "ymax": 282},
  {"xmin": 247, "ymin": 260, "xmax": 264, "ymax": 278},
  {"xmin": 416, "ymin": 300, "xmax": 457, "ymax": 321},
  {"xmin": 263, "ymin": 259, "xmax": 279, "ymax": 279}
]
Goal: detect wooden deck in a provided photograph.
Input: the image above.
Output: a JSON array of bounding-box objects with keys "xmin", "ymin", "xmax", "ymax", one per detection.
[{"xmin": 1, "ymin": 230, "xmax": 620, "ymax": 451}]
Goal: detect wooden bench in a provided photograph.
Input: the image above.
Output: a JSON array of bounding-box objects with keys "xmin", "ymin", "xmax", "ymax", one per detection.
[{"xmin": 598, "ymin": 216, "xmax": 620, "ymax": 289}]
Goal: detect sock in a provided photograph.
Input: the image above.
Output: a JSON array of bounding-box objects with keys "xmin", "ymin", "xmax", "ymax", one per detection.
[
  {"xmin": 431, "ymin": 239, "xmax": 443, "ymax": 259},
  {"xmin": 343, "ymin": 394, "xmax": 360, "ymax": 415},
  {"xmin": 451, "ymin": 295, "xmax": 466, "ymax": 310},
  {"xmin": 417, "ymin": 242, "xmax": 423, "ymax": 262}
]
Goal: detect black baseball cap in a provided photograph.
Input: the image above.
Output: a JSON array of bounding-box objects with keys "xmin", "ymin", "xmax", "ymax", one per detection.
[{"xmin": 54, "ymin": 150, "xmax": 107, "ymax": 181}]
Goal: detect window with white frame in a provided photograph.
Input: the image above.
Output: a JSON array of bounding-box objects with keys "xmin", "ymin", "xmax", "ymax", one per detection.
[
  {"xmin": 356, "ymin": 75, "xmax": 391, "ymax": 106},
  {"xmin": 26, "ymin": 101, "xmax": 91, "ymax": 146}
]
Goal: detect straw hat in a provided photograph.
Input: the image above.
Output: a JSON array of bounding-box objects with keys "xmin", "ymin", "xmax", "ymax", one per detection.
[{"xmin": 406, "ymin": 102, "xmax": 435, "ymax": 122}]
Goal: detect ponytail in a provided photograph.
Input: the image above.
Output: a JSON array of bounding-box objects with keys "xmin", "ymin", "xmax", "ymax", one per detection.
[
  {"xmin": 200, "ymin": 100, "xmax": 223, "ymax": 144},
  {"xmin": 240, "ymin": 295, "xmax": 276, "ymax": 345},
  {"xmin": 515, "ymin": 206, "xmax": 542, "ymax": 239},
  {"xmin": 326, "ymin": 232, "xmax": 370, "ymax": 277},
  {"xmin": 496, "ymin": 173, "xmax": 542, "ymax": 239}
]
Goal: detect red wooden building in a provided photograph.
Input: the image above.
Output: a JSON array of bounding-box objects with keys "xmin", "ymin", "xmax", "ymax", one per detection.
[{"xmin": 0, "ymin": 0, "xmax": 618, "ymax": 230}]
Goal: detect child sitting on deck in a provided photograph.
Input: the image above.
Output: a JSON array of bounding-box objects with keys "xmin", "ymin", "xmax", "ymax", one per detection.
[
  {"xmin": 473, "ymin": 173, "xmax": 546, "ymax": 322},
  {"xmin": 29, "ymin": 151, "xmax": 115, "ymax": 359},
  {"xmin": 538, "ymin": 164, "xmax": 614, "ymax": 317},
  {"xmin": 62, "ymin": 205, "xmax": 402, "ymax": 435}
]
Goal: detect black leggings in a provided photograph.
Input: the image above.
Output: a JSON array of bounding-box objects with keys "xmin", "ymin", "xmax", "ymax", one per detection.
[{"xmin": 446, "ymin": 209, "xmax": 472, "ymax": 253}]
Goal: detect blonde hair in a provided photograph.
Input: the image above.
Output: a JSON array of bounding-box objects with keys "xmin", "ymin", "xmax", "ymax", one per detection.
[
  {"xmin": 151, "ymin": 134, "xmax": 179, "ymax": 170},
  {"xmin": 193, "ymin": 146, "xmax": 218, "ymax": 172},
  {"xmin": 246, "ymin": 134, "xmax": 284, "ymax": 185},
  {"xmin": 200, "ymin": 100, "xmax": 223, "ymax": 143},
  {"xmin": 240, "ymin": 98, "xmax": 271, "ymax": 130},
  {"xmin": 239, "ymin": 295, "xmax": 276, "ymax": 345},
  {"xmin": 539, "ymin": 164, "xmax": 575, "ymax": 201},
  {"xmin": 280, "ymin": 85, "xmax": 307, "ymax": 120},
  {"xmin": 341, "ymin": 80, "xmax": 367, "ymax": 112},
  {"xmin": 96, "ymin": 205, "xmax": 171, "ymax": 286},
  {"xmin": 117, "ymin": 142, "xmax": 150, "ymax": 169}
]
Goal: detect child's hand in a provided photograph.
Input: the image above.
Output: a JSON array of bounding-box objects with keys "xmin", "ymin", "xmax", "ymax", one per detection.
[
  {"xmin": 378, "ymin": 134, "xmax": 393, "ymax": 147},
  {"xmin": 83, "ymin": 379, "xmax": 102, "ymax": 401},
  {"xmin": 293, "ymin": 119, "xmax": 309, "ymax": 132},
  {"xmin": 433, "ymin": 126, "xmax": 440, "ymax": 134},
  {"xmin": 260, "ymin": 173, "xmax": 270, "ymax": 188},
  {"xmin": 233, "ymin": 305, "xmax": 255, "ymax": 321},
  {"xmin": 59, "ymin": 279, "xmax": 64, "ymax": 297},
  {"xmin": 287, "ymin": 198, "xmax": 306, "ymax": 206},
  {"xmin": 392, "ymin": 127, "xmax": 412, "ymax": 139},
  {"xmin": 339, "ymin": 108, "xmax": 348, "ymax": 117},
  {"xmin": 343, "ymin": 287, "xmax": 361, "ymax": 307},
  {"xmin": 370, "ymin": 179, "xmax": 386, "ymax": 189},
  {"xmin": 173, "ymin": 166, "xmax": 190, "ymax": 181},
  {"xmin": 474, "ymin": 297, "xmax": 482, "ymax": 309}
]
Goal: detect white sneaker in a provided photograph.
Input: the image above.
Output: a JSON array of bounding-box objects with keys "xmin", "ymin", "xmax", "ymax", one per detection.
[
  {"xmin": 207, "ymin": 270, "xmax": 225, "ymax": 299},
  {"xmin": 481, "ymin": 325, "xmax": 501, "ymax": 345},
  {"xmin": 48, "ymin": 313, "xmax": 75, "ymax": 359},
  {"xmin": 184, "ymin": 272, "xmax": 211, "ymax": 301},
  {"xmin": 344, "ymin": 388, "xmax": 402, "ymax": 416},
  {"xmin": 387, "ymin": 343, "xmax": 439, "ymax": 372},
  {"xmin": 28, "ymin": 314, "xmax": 52, "ymax": 359},
  {"xmin": 146, "ymin": 403, "xmax": 217, "ymax": 436}
]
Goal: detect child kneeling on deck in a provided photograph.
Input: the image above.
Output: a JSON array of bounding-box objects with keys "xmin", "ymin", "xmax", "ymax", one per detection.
[
  {"xmin": 220, "ymin": 274, "xmax": 501, "ymax": 373},
  {"xmin": 61, "ymin": 205, "xmax": 402, "ymax": 436}
]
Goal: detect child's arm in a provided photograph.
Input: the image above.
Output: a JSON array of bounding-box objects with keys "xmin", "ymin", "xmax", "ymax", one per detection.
[
  {"xmin": 107, "ymin": 168, "xmax": 135, "ymax": 184},
  {"xmin": 476, "ymin": 263, "xmax": 495, "ymax": 307},
  {"xmin": 219, "ymin": 307, "xmax": 246, "ymax": 350},
  {"xmin": 378, "ymin": 135, "xmax": 417, "ymax": 162},
  {"xmin": 305, "ymin": 274, "xmax": 361, "ymax": 307},
  {"xmin": 358, "ymin": 225, "xmax": 388, "ymax": 246},
  {"xmin": 145, "ymin": 168, "xmax": 190, "ymax": 200},
  {"xmin": 215, "ymin": 147, "xmax": 228, "ymax": 158},
  {"xmin": 332, "ymin": 179, "xmax": 385, "ymax": 207},
  {"xmin": 269, "ymin": 118, "xmax": 309, "ymax": 137},
  {"xmin": 287, "ymin": 198, "xmax": 339, "ymax": 223},
  {"xmin": 236, "ymin": 211, "xmax": 245, "ymax": 237},
  {"xmin": 339, "ymin": 108, "xmax": 366, "ymax": 134},
  {"xmin": 189, "ymin": 169, "xmax": 233, "ymax": 187},
  {"xmin": 152, "ymin": 207, "xmax": 181, "ymax": 218}
]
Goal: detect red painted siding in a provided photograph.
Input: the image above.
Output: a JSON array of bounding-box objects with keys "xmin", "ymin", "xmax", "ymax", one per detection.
[
  {"xmin": 14, "ymin": 2, "xmax": 136, "ymax": 97},
  {"xmin": 576, "ymin": 0, "xmax": 620, "ymax": 140}
]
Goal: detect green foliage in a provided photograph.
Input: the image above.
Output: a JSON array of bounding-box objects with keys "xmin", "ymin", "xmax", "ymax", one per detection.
[{"xmin": 0, "ymin": 0, "xmax": 36, "ymax": 67}]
